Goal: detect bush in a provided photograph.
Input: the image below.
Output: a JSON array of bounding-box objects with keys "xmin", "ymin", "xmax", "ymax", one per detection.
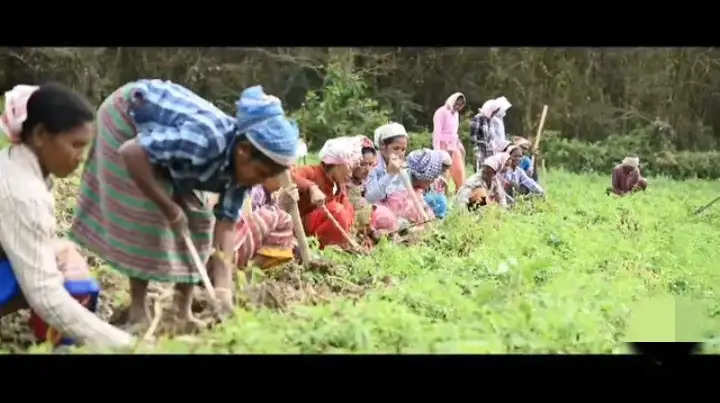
[
  {"xmin": 543, "ymin": 128, "xmax": 720, "ymax": 180},
  {"xmin": 407, "ymin": 130, "xmax": 432, "ymax": 150},
  {"xmin": 292, "ymin": 63, "xmax": 391, "ymax": 151}
]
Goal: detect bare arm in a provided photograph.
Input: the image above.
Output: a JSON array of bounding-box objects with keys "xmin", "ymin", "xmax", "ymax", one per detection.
[
  {"xmin": 118, "ymin": 138, "xmax": 180, "ymax": 220},
  {"xmin": 0, "ymin": 197, "xmax": 133, "ymax": 349}
]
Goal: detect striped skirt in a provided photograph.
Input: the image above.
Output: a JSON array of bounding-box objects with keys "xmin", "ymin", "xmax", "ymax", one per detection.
[
  {"xmin": 69, "ymin": 84, "xmax": 215, "ymax": 284},
  {"xmin": 233, "ymin": 205, "xmax": 295, "ymax": 269}
]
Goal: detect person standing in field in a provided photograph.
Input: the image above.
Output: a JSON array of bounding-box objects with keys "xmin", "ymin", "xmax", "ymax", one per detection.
[
  {"xmin": 609, "ymin": 156, "xmax": 648, "ymax": 196},
  {"xmin": 455, "ymin": 152, "xmax": 510, "ymax": 210},
  {"xmin": 0, "ymin": 83, "xmax": 133, "ymax": 349},
  {"xmin": 365, "ymin": 123, "xmax": 410, "ymax": 203},
  {"xmin": 478, "ymin": 96, "xmax": 512, "ymax": 155},
  {"xmin": 470, "ymin": 105, "xmax": 493, "ymax": 173},
  {"xmin": 291, "ymin": 136, "xmax": 372, "ymax": 249},
  {"xmin": 70, "ymin": 80, "xmax": 302, "ymax": 332},
  {"xmin": 432, "ymin": 92, "xmax": 466, "ymax": 194}
]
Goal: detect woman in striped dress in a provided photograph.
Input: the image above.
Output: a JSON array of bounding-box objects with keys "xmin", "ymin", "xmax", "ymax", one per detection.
[{"xmin": 70, "ymin": 80, "xmax": 301, "ymax": 331}]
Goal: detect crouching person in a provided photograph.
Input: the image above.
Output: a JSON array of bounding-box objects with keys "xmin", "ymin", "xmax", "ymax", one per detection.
[
  {"xmin": 231, "ymin": 177, "xmax": 298, "ymax": 270},
  {"xmin": 376, "ymin": 149, "xmax": 451, "ymax": 231},
  {"xmin": 609, "ymin": 156, "xmax": 647, "ymax": 196},
  {"xmin": 292, "ymin": 136, "xmax": 372, "ymax": 249},
  {"xmin": 0, "ymin": 84, "xmax": 133, "ymax": 349},
  {"xmin": 502, "ymin": 145, "xmax": 544, "ymax": 202},
  {"xmin": 456, "ymin": 153, "xmax": 510, "ymax": 210}
]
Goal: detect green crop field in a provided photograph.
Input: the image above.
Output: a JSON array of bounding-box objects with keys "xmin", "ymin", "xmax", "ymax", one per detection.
[{"xmin": 13, "ymin": 166, "xmax": 713, "ymax": 354}]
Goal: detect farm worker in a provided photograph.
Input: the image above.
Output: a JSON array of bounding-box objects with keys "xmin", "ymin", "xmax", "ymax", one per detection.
[
  {"xmin": 432, "ymin": 92, "xmax": 467, "ymax": 194},
  {"xmin": 365, "ymin": 122, "xmax": 409, "ymax": 203},
  {"xmin": 376, "ymin": 149, "xmax": 451, "ymax": 229},
  {"xmin": 455, "ymin": 152, "xmax": 510, "ymax": 210},
  {"xmin": 70, "ymin": 80, "xmax": 302, "ymax": 331},
  {"xmin": 512, "ymin": 136, "xmax": 535, "ymax": 179},
  {"xmin": 0, "ymin": 83, "xmax": 133, "ymax": 349},
  {"xmin": 479, "ymin": 96, "xmax": 512, "ymax": 154},
  {"xmin": 291, "ymin": 136, "xmax": 372, "ymax": 248},
  {"xmin": 609, "ymin": 156, "xmax": 647, "ymax": 196},
  {"xmin": 470, "ymin": 104, "xmax": 492, "ymax": 173},
  {"xmin": 230, "ymin": 176, "xmax": 298, "ymax": 270},
  {"xmin": 346, "ymin": 143, "xmax": 380, "ymax": 243},
  {"xmin": 501, "ymin": 145, "xmax": 544, "ymax": 200},
  {"xmin": 348, "ymin": 142, "xmax": 379, "ymax": 196}
]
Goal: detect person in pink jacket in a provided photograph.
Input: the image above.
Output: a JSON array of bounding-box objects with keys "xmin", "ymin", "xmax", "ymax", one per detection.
[{"xmin": 432, "ymin": 92, "xmax": 466, "ymax": 195}]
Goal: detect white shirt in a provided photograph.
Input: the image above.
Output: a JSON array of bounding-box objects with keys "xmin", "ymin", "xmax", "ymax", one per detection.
[{"xmin": 0, "ymin": 144, "xmax": 133, "ymax": 349}]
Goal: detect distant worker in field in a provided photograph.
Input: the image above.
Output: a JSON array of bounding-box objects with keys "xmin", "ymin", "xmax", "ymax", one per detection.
[
  {"xmin": 433, "ymin": 92, "xmax": 466, "ymax": 194},
  {"xmin": 70, "ymin": 80, "xmax": 302, "ymax": 331},
  {"xmin": 291, "ymin": 136, "xmax": 372, "ymax": 249},
  {"xmin": 375, "ymin": 149, "xmax": 451, "ymax": 230},
  {"xmin": 511, "ymin": 136, "xmax": 536, "ymax": 180},
  {"xmin": 345, "ymin": 142, "xmax": 380, "ymax": 244},
  {"xmin": 365, "ymin": 123, "xmax": 410, "ymax": 203},
  {"xmin": 0, "ymin": 83, "xmax": 133, "ymax": 349},
  {"xmin": 608, "ymin": 156, "xmax": 648, "ymax": 196},
  {"xmin": 456, "ymin": 152, "xmax": 510, "ymax": 210},
  {"xmin": 347, "ymin": 141, "xmax": 378, "ymax": 209},
  {"xmin": 501, "ymin": 145, "xmax": 544, "ymax": 200},
  {"xmin": 480, "ymin": 97, "xmax": 512, "ymax": 152}
]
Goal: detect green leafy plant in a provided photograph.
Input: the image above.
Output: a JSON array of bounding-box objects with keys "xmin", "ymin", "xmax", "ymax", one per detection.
[{"xmin": 291, "ymin": 62, "xmax": 391, "ymax": 150}]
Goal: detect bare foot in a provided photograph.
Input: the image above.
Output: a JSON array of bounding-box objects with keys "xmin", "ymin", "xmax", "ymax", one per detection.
[{"xmin": 172, "ymin": 312, "xmax": 208, "ymax": 334}]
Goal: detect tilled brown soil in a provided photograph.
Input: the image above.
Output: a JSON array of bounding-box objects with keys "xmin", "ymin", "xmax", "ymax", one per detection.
[{"xmin": 1, "ymin": 174, "xmax": 385, "ymax": 353}]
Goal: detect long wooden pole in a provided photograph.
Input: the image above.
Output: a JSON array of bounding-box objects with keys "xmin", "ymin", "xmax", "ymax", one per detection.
[
  {"xmin": 320, "ymin": 204, "xmax": 364, "ymax": 252},
  {"xmin": 532, "ymin": 105, "xmax": 549, "ymax": 180},
  {"xmin": 694, "ymin": 196, "xmax": 720, "ymax": 215},
  {"xmin": 182, "ymin": 232, "xmax": 217, "ymax": 302},
  {"xmin": 532, "ymin": 105, "xmax": 549, "ymax": 153},
  {"xmin": 280, "ymin": 170, "xmax": 312, "ymax": 266}
]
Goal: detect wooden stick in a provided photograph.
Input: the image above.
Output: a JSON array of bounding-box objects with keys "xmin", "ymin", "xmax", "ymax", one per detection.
[
  {"xmin": 279, "ymin": 170, "xmax": 312, "ymax": 266},
  {"xmin": 320, "ymin": 204, "xmax": 363, "ymax": 252},
  {"xmin": 532, "ymin": 105, "xmax": 549, "ymax": 180},
  {"xmin": 182, "ymin": 232, "xmax": 217, "ymax": 303},
  {"xmin": 694, "ymin": 196, "xmax": 720, "ymax": 215},
  {"xmin": 532, "ymin": 105, "xmax": 549, "ymax": 153}
]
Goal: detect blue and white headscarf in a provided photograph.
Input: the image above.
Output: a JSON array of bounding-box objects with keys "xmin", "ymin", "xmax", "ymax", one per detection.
[
  {"xmin": 235, "ymin": 86, "xmax": 304, "ymax": 167},
  {"xmin": 407, "ymin": 149, "xmax": 451, "ymax": 182}
]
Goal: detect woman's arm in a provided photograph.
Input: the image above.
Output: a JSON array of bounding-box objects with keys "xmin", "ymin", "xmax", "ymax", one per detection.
[
  {"xmin": 119, "ymin": 138, "xmax": 181, "ymax": 220},
  {"xmin": 0, "ymin": 197, "xmax": 133, "ymax": 349},
  {"xmin": 365, "ymin": 168, "xmax": 395, "ymax": 203},
  {"xmin": 432, "ymin": 108, "xmax": 446, "ymax": 150}
]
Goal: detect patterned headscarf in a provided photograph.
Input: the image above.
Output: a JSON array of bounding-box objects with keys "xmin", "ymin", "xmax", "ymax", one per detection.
[
  {"xmin": 235, "ymin": 86, "xmax": 304, "ymax": 167},
  {"xmin": 0, "ymin": 85, "xmax": 40, "ymax": 143},
  {"xmin": 407, "ymin": 149, "xmax": 451, "ymax": 182}
]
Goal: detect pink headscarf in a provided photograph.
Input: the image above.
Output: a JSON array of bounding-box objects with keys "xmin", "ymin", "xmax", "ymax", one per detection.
[
  {"xmin": 318, "ymin": 135, "xmax": 374, "ymax": 167},
  {"xmin": 371, "ymin": 204, "xmax": 399, "ymax": 233},
  {"xmin": 0, "ymin": 85, "xmax": 39, "ymax": 143},
  {"xmin": 483, "ymin": 152, "xmax": 510, "ymax": 173}
]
